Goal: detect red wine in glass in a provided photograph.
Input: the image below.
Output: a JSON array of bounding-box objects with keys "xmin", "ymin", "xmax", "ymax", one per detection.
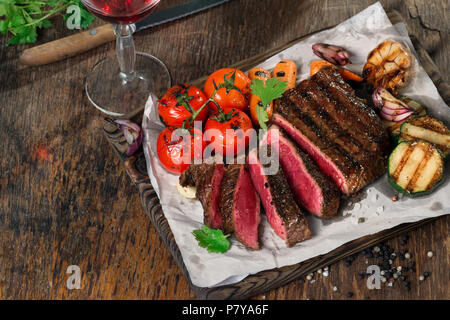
[
  {"xmin": 81, "ymin": 0, "xmax": 170, "ymax": 117},
  {"xmin": 83, "ymin": 0, "xmax": 161, "ymax": 24}
]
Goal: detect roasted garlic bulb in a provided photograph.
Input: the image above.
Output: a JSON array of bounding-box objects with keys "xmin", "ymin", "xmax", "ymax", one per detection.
[{"xmin": 363, "ymin": 40, "xmax": 414, "ymax": 94}]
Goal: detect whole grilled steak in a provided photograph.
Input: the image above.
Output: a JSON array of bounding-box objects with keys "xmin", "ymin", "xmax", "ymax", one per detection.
[
  {"xmin": 273, "ymin": 66, "xmax": 389, "ymax": 195},
  {"xmin": 219, "ymin": 164, "xmax": 261, "ymax": 250},
  {"xmin": 248, "ymin": 147, "xmax": 312, "ymax": 247},
  {"xmin": 264, "ymin": 125, "xmax": 340, "ymax": 218},
  {"xmin": 179, "ymin": 163, "xmax": 225, "ymax": 229}
]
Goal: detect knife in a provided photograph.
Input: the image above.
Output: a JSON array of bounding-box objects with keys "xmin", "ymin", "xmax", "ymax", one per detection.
[{"xmin": 19, "ymin": 0, "xmax": 230, "ymax": 66}]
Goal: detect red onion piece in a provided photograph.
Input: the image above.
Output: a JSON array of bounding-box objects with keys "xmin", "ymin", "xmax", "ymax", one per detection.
[
  {"xmin": 372, "ymin": 86, "xmax": 385, "ymax": 109},
  {"xmin": 312, "ymin": 43, "xmax": 351, "ymax": 66},
  {"xmin": 380, "ymin": 107, "xmax": 412, "ymax": 116},
  {"xmin": 114, "ymin": 119, "xmax": 143, "ymax": 156},
  {"xmin": 382, "ymin": 102, "xmax": 406, "ymax": 111},
  {"xmin": 373, "ymin": 87, "xmax": 416, "ymax": 122},
  {"xmin": 380, "ymin": 110, "xmax": 414, "ymax": 122}
]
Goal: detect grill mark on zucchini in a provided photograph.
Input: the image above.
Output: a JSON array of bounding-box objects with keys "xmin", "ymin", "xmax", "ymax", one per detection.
[
  {"xmin": 395, "ymin": 144, "xmax": 426, "ymax": 189},
  {"xmin": 400, "ymin": 116, "xmax": 450, "ymax": 156},
  {"xmin": 406, "ymin": 145, "xmax": 434, "ymax": 192},
  {"xmin": 388, "ymin": 140, "xmax": 445, "ymax": 196},
  {"xmin": 391, "ymin": 143, "xmax": 415, "ymax": 181},
  {"xmin": 411, "ymin": 151, "xmax": 442, "ymax": 192}
]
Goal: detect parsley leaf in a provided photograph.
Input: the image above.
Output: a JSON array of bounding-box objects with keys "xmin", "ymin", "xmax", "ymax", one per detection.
[
  {"xmin": 1, "ymin": 0, "xmax": 96, "ymax": 46},
  {"xmin": 192, "ymin": 225, "xmax": 231, "ymax": 253},
  {"xmin": 250, "ymin": 77, "xmax": 288, "ymax": 129}
]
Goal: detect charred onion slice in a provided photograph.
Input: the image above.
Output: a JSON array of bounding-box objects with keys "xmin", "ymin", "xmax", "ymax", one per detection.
[
  {"xmin": 363, "ymin": 40, "xmax": 414, "ymax": 94},
  {"xmin": 388, "ymin": 140, "xmax": 444, "ymax": 197},
  {"xmin": 381, "ymin": 97, "xmax": 427, "ymax": 137}
]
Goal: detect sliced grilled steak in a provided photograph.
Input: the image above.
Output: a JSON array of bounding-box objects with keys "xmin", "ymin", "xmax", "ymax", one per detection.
[
  {"xmin": 219, "ymin": 164, "xmax": 261, "ymax": 250},
  {"xmin": 273, "ymin": 66, "xmax": 388, "ymax": 195},
  {"xmin": 273, "ymin": 99, "xmax": 361, "ymax": 195},
  {"xmin": 179, "ymin": 163, "xmax": 225, "ymax": 229},
  {"xmin": 248, "ymin": 147, "xmax": 312, "ymax": 247},
  {"xmin": 312, "ymin": 67, "xmax": 388, "ymax": 146},
  {"xmin": 264, "ymin": 125, "xmax": 340, "ymax": 218},
  {"xmin": 288, "ymin": 79, "xmax": 385, "ymax": 153}
]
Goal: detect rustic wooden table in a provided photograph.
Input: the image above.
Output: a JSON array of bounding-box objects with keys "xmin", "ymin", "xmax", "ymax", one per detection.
[{"xmin": 0, "ymin": 0, "xmax": 448, "ymax": 300}]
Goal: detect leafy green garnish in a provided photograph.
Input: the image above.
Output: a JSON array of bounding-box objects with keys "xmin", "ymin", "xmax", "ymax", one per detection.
[
  {"xmin": 0, "ymin": 0, "xmax": 95, "ymax": 46},
  {"xmin": 250, "ymin": 77, "xmax": 288, "ymax": 129},
  {"xmin": 192, "ymin": 225, "xmax": 231, "ymax": 253}
]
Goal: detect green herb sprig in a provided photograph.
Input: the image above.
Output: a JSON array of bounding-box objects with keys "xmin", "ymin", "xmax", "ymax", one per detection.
[
  {"xmin": 192, "ymin": 225, "xmax": 231, "ymax": 253},
  {"xmin": 249, "ymin": 77, "xmax": 288, "ymax": 129},
  {"xmin": 0, "ymin": 0, "xmax": 95, "ymax": 46}
]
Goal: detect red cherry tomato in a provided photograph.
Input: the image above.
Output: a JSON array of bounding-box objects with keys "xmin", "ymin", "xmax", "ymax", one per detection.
[
  {"xmin": 204, "ymin": 68, "xmax": 251, "ymax": 113},
  {"xmin": 157, "ymin": 126, "xmax": 206, "ymax": 174},
  {"xmin": 204, "ymin": 109, "xmax": 254, "ymax": 156},
  {"xmin": 158, "ymin": 84, "xmax": 209, "ymax": 128}
]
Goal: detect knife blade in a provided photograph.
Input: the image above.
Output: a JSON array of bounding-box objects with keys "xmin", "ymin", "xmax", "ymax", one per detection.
[
  {"xmin": 19, "ymin": 0, "xmax": 230, "ymax": 67},
  {"xmin": 136, "ymin": 0, "xmax": 229, "ymax": 32}
]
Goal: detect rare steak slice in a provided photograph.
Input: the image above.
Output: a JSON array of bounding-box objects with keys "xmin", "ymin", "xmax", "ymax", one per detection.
[
  {"xmin": 179, "ymin": 163, "xmax": 225, "ymax": 229},
  {"xmin": 264, "ymin": 125, "xmax": 340, "ymax": 218},
  {"xmin": 248, "ymin": 147, "xmax": 312, "ymax": 247},
  {"xmin": 219, "ymin": 164, "xmax": 261, "ymax": 250},
  {"xmin": 273, "ymin": 99, "xmax": 360, "ymax": 195}
]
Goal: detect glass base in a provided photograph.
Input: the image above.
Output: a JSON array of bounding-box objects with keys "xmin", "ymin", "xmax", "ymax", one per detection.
[{"xmin": 85, "ymin": 52, "xmax": 171, "ymax": 118}]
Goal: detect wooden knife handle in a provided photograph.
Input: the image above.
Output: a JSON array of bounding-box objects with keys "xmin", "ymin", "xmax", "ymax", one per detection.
[{"xmin": 19, "ymin": 24, "xmax": 116, "ymax": 66}]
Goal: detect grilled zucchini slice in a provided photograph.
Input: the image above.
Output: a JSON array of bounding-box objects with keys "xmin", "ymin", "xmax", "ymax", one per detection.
[
  {"xmin": 400, "ymin": 115, "xmax": 450, "ymax": 157},
  {"xmin": 388, "ymin": 140, "xmax": 444, "ymax": 197}
]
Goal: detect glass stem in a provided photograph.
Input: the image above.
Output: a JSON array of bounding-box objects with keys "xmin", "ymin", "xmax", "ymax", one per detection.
[{"xmin": 114, "ymin": 24, "xmax": 136, "ymax": 82}]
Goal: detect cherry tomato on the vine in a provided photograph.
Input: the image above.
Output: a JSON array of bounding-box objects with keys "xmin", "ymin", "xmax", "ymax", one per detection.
[
  {"xmin": 204, "ymin": 68, "xmax": 251, "ymax": 113},
  {"xmin": 158, "ymin": 84, "xmax": 209, "ymax": 128}
]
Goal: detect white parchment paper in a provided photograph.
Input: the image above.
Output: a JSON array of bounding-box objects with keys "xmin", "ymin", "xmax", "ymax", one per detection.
[{"xmin": 142, "ymin": 2, "xmax": 450, "ymax": 288}]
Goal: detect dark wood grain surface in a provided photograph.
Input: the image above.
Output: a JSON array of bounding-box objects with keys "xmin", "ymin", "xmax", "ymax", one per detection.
[{"xmin": 1, "ymin": 0, "xmax": 448, "ymax": 300}]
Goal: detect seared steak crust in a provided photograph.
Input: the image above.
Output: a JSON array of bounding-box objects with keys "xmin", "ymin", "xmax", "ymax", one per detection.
[
  {"xmin": 265, "ymin": 166, "xmax": 312, "ymax": 246},
  {"xmin": 248, "ymin": 146, "xmax": 312, "ymax": 247},
  {"xmin": 218, "ymin": 164, "xmax": 261, "ymax": 249},
  {"xmin": 219, "ymin": 164, "xmax": 241, "ymax": 234},
  {"xmin": 179, "ymin": 163, "xmax": 225, "ymax": 228}
]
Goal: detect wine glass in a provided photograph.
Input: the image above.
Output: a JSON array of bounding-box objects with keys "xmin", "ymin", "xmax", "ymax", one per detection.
[{"xmin": 81, "ymin": 0, "xmax": 171, "ymax": 117}]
